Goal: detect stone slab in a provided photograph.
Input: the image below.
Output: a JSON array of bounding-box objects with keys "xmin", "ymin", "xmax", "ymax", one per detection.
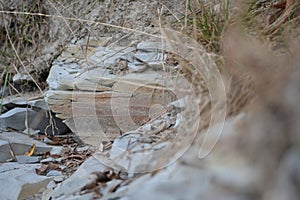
[
  {"xmin": 0, "ymin": 132, "xmax": 53, "ymax": 162},
  {"xmin": 0, "ymin": 162, "xmax": 52, "ymax": 200}
]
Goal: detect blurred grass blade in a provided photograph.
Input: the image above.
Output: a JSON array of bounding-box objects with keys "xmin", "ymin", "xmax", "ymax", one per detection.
[{"xmin": 0, "ymin": 68, "xmax": 9, "ymax": 114}]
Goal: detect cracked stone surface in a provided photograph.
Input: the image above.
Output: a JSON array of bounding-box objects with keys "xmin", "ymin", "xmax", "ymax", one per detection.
[{"xmin": 0, "ymin": 162, "xmax": 52, "ymax": 200}]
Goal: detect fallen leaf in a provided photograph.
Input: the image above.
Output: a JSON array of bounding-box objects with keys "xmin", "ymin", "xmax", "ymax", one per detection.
[{"xmin": 25, "ymin": 143, "xmax": 36, "ymax": 156}]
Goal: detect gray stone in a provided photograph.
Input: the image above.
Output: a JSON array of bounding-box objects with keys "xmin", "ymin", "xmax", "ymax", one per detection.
[
  {"xmin": 0, "ymin": 107, "xmax": 35, "ymax": 130},
  {"xmin": 54, "ymin": 157, "xmax": 63, "ymax": 163},
  {"xmin": 50, "ymin": 146, "xmax": 68, "ymax": 156},
  {"xmin": 47, "ymin": 170, "xmax": 63, "ymax": 177},
  {"xmin": 127, "ymin": 62, "xmax": 147, "ymax": 72},
  {"xmin": 137, "ymin": 42, "xmax": 170, "ymax": 52},
  {"xmin": 41, "ymin": 157, "xmax": 55, "ymax": 163},
  {"xmin": 59, "ymin": 193, "xmax": 94, "ymax": 200},
  {"xmin": 0, "ymin": 139, "xmax": 11, "ymax": 162},
  {"xmin": 43, "ymin": 137, "xmax": 54, "ymax": 143},
  {"xmin": 88, "ymin": 46, "xmax": 135, "ymax": 67},
  {"xmin": 126, "ymin": 164, "xmax": 211, "ymax": 200},
  {"xmin": 23, "ymin": 128, "xmax": 40, "ymax": 137},
  {"xmin": 46, "ymin": 64, "xmax": 114, "ymax": 91},
  {"xmin": 0, "ymin": 107, "xmax": 69, "ymax": 135},
  {"xmin": 29, "ymin": 99, "xmax": 50, "ymax": 111},
  {"xmin": 75, "ymin": 146, "xmax": 90, "ymax": 153},
  {"xmin": 0, "ymin": 162, "xmax": 52, "ymax": 200},
  {"xmin": 1, "ymin": 96, "xmax": 28, "ymax": 110},
  {"xmin": 133, "ymin": 51, "xmax": 167, "ymax": 70},
  {"xmin": 109, "ymin": 134, "xmax": 154, "ymax": 172},
  {"xmin": 16, "ymin": 155, "xmax": 40, "ymax": 164},
  {"xmin": 0, "ymin": 132, "xmax": 52, "ymax": 162},
  {"xmin": 48, "ymin": 156, "xmax": 108, "ymax": 199},
  {"xmin": 46, "ymin": 180, "xmax": 57, "ymax": 189}
]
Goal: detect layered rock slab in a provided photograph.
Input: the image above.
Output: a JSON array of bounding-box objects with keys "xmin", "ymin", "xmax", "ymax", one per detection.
[{"xmin": 45, "ymin": 39, "xmax": 186, "ymax": 142}]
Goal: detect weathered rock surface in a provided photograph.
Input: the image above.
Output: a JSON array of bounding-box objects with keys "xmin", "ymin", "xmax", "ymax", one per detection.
[
  {"xmin": 45, "ymin": 39, "xmax": 187, "ymax": 143},
  {"xmin": 46, "ymin": 156, "xmax": 108, "ymax": 199},
  {"xmin": 46, "ymin": 114, "xmax": 252, "ymax": 200},
  {"xmin": 15, "ymin": 155, "xmax": 41, "ymax": 164},
  {"xmin": 0, "ymin": 132, "xmax": 53, "ymax": 162},
  {"xmin": 0, "ymin": 162, "xmax": 52, "ymax": 200},
  {"xmin": 0, "ymin": 97, "xmax": 69, "ymax": 135},
  {"xmin": 126, "ymin": 114, "xmax": 259, "ymax": 200}
]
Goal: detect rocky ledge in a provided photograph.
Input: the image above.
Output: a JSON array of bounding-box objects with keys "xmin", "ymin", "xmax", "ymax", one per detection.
[{"xmin": 44, "ymin": 37, "xmax": 190, "ymax": 143}]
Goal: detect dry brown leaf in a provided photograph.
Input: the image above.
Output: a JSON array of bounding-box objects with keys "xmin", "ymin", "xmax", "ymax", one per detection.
[{"xmin": 25, "ymin": 143, "xmax": 36, "ymax": 156}]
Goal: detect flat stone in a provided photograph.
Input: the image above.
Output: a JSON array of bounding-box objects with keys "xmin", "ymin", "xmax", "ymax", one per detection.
[
  {"xmin": 41, "ymin": 157, "xmax": 55, "ymax": 163},
  {"xmin": 48, "ymin": 156, "xmax": 108, "ymax": 199},
  {"xmin": 0, "ymin": 139, "xmax": 11, "ymax": 162},
  {"xmin": 137, "ymin": 41, "xmax": 170, "ymax": 52},
  {"xmin": 0, "ymin": 132, "xmax": 53, "ymax": 162},
  {"xmin": 133, "ymin": 51, "xmax": 167, "ymax": 70},
  {"xmin": 0, "ymin": 107, "xmax": 69, "ymax": 135},
  {"xmin": 50, "ymin": 146, "xmax": 68, "ymax": 156},
  {"xmin": 109, "ymin": 134, "xmax": 153, "ymax": 172},
  {"xmin": 47, "ymin": 170, "xmax": 63, "ymax": 177},
  {"xmin": 127, "ymin": 163, "xmax": 216, "ymax": 200},
  {"xmin": 46, "ymin": 64, "xmax": 114, "ymax": 91},
  {"xmin": 88, "ymin": 46, "xmax": 135, "ymax": 67},
  {"xmin": 23, "ymin": 128, "xmax": 40, "ymax": 137},
  {"xmin": 0, "ymin": 162, "xmax": 52, "ymax": 200},
  {"xmin": 127, "ymin": 62, "xmax": 147, "ymax": 72},
  {"xmin": 75, "ymin": 146, "xmax": 90, "ymax": 153},
  {"xmin": 1, "ymin": 96, "xmax": 28, "ymax": 110},
  {"xmin": 43, "ymin": 137, "xmax": 54, "ymax": 143},
  {"xmin": 16, "ymin": 155, "xmax": 40, "ymax": 164},
  {"xmin": 29, "ymin": 99, "xmax": 50, "ymax": 111},
  {"xmin": 0, "ymin": 107, "xmax": 36, "ymax": 130},
  {"xmin": 46, "ymin": 180, "xmax": 57, "ymax": 190},
  {"xmin": 46, "ymin": 85, "xmax": 176, "ymax": 143}
]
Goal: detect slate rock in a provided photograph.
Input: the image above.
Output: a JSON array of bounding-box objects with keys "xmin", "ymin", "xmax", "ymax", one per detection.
[
  {"xmin": 29, "ymin": 98, "xmax": 50, "ymax": 111},
  {"xmin": 0, "ymin": 132, "xmax": 53, "ymax": 162},
  {"xmin": 0, "ymin": 107, "xmax": 69, "ymax": 135},
  {"xmin": 88, "ymin": 46, "xmax": 135, "ymax": 67},
  {"xmin": 16, "ymin": 155, "xmax": 40, "ymax": 164},
  {"xmin": 0, "ymin": 162, "xmax": 52, "ymax": 200},
  {"xmin": 47, "ymin": 170, "xmax": 63, "ymax": 177},
  {"xmin": 137, "ymin": 41, "xmax": 170, "ymax": 52},
  {"xmin": 46, "ymin": 63, "xmax": 114, "ymax": 91},
  {"xmin": 1, "ymin": 96, "xmax": 28, "ymax": 111},
  {"xmin": 48, "ymin": 156, "xmax": 108, "ymax": 199},
  {"xmin": 124, "ymin": 114, "xmax": 261, "ymax": 200}
]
